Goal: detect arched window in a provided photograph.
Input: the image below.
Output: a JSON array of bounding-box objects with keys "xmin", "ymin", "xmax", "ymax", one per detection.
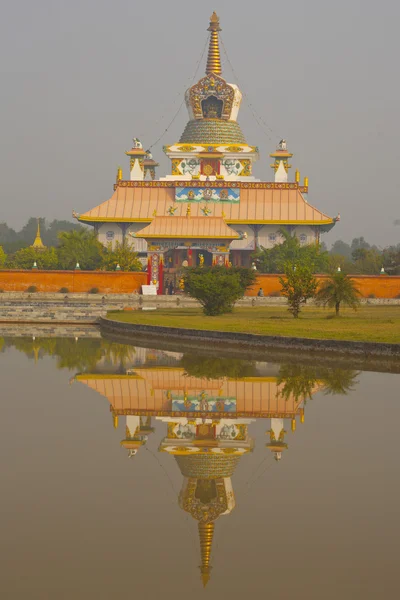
[
  {"xmin": 299, "ymin": 233, "xmax": 307, "ymax": 246},
  {"xmin": 201, "ymin": 96, "xmax": 223, "ymax": 119},
  {"xmin": 268, "ymin": 232, "xmax": 277, "ymax": 244}
]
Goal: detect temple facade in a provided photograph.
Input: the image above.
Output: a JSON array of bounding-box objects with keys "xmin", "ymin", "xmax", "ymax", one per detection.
[{"xmin": 75, "ymin": 12, "xmax": 338, "ymax": 290}]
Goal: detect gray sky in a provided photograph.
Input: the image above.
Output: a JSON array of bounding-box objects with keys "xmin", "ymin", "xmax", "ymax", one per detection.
[{"xmin": 1, "ymin": 0, "xmax": 399, "ymax": 247}]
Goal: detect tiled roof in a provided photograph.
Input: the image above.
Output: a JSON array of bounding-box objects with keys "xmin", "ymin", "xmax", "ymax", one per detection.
[
  {"xmin": 135, "ymin": 216, "xmax": 239, "ymax": 239},
  {"xmin": 76, "ymin": 370, "xmax": 322, "ymax": 417},
  {"xmin": 78, "ymin": 184, "xmax": 334, "ymax": 226}
]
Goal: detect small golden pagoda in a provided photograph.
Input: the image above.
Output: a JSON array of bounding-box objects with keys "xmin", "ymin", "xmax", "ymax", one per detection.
[{"xmin": 31, "ymin": 219, "xmax": 46, "ymax": 250}]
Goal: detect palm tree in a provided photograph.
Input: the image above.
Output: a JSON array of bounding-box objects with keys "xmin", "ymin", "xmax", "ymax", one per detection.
[{"xmin": 315, "ymin": 272, "xmax": 361, "ymax": 316}]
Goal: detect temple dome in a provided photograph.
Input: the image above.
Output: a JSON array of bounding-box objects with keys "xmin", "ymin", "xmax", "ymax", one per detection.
[
  {"xmin": 175, "ymin": 453, "xmax": 241, "ymax": 479},
  {"xmin": 179, "ymin": 119, "xmax": 246, "ymax": 144}
]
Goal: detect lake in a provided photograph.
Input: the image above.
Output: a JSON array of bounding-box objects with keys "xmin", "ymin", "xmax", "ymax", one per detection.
[{"xmin": 1, "ymin": 326, "xmax": 399, "ymax": 599}]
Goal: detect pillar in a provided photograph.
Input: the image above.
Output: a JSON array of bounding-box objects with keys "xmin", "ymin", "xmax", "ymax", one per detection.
[{"xmin": 158, "ymin": 253, "xmax": 164, "ymax": 295}]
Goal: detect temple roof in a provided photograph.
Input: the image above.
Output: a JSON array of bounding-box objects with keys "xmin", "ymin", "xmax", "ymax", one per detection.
[
  {"xmin": 135, "ymin": 216, "xmax": 239, "ymax": 239},
  {"xmin": 77, "ymin": 183, "xmax": 334, "ymax": 227},
  {"xmin": 75, "ymin": 369, "xmax": 322, "ymax": 417}
]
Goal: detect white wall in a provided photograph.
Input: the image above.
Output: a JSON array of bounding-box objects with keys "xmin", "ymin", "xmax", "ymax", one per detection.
[{"xmin": 98, "ymin": 223, "xmax": 123, "ymax": 247}]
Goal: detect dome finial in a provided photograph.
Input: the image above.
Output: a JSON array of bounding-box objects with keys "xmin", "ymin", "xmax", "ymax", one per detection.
[
  {"xmin": 199, "ymin": 521, "xmax": 214, "ymax": 587},
  {"xmin": 206, "ymin": 12, "xmax": 222, "ymax": 76}
]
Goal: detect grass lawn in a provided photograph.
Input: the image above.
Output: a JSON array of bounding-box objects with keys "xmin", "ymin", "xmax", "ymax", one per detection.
[{"xmin": 107, "ymin": 305, "xmax": 400, "ymax": 344}]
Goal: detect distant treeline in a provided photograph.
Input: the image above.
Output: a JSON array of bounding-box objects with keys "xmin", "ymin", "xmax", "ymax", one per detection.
[{"xmin": 0, "ymin": 217, "xmax": 83, "ymax": 253}]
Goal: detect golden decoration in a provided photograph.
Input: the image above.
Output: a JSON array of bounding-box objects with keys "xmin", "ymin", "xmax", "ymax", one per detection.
[
  {"xmin": 199, "ymin": 521, "xmax": 214, "ymax": 588},
  {"xmin": 171, "ymin": 159, "xmax": 181, "ymax": 176},
  {"xmin": 203, "ymin": 164, "xmax": 214, "ymax": 176},
  {"xmin": 206, "ymin": 12, "xmax": 222, "ymax": 76}
]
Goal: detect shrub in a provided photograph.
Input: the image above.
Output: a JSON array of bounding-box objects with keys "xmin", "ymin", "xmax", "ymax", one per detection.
[
  {"xmin": 59, "ymin": 287, "xmax": 69, "ymax": 293},
  {"xmin": 26, "ymin": 285, "xmax": 38, "ymax": 293},
  {"xmin": 279, "ymin": 263, "xmax": 318, "ymax": 318},
  {"xmin": 182, "ymin": 266, "xmax": 257, "ymax": 316},
  {"xmin": 368, "ymin": 293, "xmax": 376, "ymax": 299},
  {"xmin": 88, "ymin": 287, "xmax": 99, "ymax": 294},
  {"xmin": 268, "ymin": 291, "xmax": 281, "ymax": 297}
]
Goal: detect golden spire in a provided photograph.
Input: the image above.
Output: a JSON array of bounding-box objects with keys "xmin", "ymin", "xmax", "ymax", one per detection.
[
  {"xmin": 199, "ymin": 521, "xmax": 214, "ymax": 587},
  {"xmin": 206, "ymin": 12, "xmax": 222, "ymax": 76},
  {"xmin": 32, "ymin": 218, "xmax": 46, "ymax": 250}
]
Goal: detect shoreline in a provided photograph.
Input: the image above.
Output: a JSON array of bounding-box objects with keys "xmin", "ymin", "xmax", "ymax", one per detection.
[{"xmin": 99, "ymin": 317, "xmax": 400, "ymax": 360}]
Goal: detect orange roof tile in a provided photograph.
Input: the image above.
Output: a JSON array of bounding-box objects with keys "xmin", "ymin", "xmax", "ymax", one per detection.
[
  {"xmin": 76, "ymin": 371, "xmax": 319, "ymax": 416},
  {"xmin": 77, "ymin": 183, "xmax": 334, "ymax": 226},
  {"xmin": 135, "ymin": 216, "xmax": 239, "ymax": 239}
]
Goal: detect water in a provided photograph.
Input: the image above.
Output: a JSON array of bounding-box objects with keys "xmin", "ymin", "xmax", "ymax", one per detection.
[{"xmin": 1, "ymin": 327, "xmax": 399, "ymax": 599}]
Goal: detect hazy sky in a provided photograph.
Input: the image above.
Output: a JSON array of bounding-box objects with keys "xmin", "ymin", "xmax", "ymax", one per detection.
[{"xmin": 1, "ymin": 0, "xmax": 399, "ymax": 247}]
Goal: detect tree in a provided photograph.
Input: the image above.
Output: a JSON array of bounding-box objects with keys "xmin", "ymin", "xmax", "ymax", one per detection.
[
  {"xmin": 315, "ymin": 271, "xmax": 361, "ymax": 316},
  {"xmin": 254, "ymin": 228, "xmax": 328, "ymax": 273},
  {"xmin": 57, "ymin": 230, "xmax": 104, "ymax": 270},
  {"xmin": 44, "ymin": 220, "xmax": 84, "ymax": 246},
  {"xmin": 180, "ymin": 354, "xmax": 256, "ymax": 379},
  {"xmin": 330, "ymin": 240, "xmax": 352, "ymax": 259},
  {"xmin": 351, "ymin": 247, "xmax": 382, "ymax": 274},
  {"xmin": 182, "ymin": 266, "xmax": 257, "ymax": 316},
  {"xmin": 0, "ymin": 246, "xmax": 6, "ymax": 268},
  {"xmin": 382, "ymin": 244, "xmax": 400, "ymax": 275},
  {"xmin": 6, "ymin": 246, "xmax": 58, "ymax": 270},
  {"xmin": 102, "ymin": 240, "xmax": 142, "ymax": 271},
  {"xmin": 351, "ymin": 236, "xmax": 371, "ymax": 254},
  {"xmin": 279, "ymin": 262, "xmax": 318, "ymax": 318}
]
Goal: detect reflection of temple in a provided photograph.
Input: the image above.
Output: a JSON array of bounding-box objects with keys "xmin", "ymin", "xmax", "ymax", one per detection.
[{"xmin": 76, "ymin": 355, "xmax": 322, "ymax": 585}]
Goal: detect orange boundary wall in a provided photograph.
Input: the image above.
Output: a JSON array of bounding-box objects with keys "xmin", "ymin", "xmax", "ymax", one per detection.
[
  {"xmin": 0, "ymin": 270, "xmax": 399, "ymax": 298},
  {"xmin": 248, "ymin": 274, "xmax": 400, "ymax": 299},
  {"xmin": 0, "ymin": 270, "xmax": 147, "ymax": 294}
]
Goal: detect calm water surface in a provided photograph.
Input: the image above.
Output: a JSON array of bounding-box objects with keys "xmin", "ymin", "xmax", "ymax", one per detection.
[{"xmin": 1, "ymin": 327, "xmax": 399, "ymax": 600}]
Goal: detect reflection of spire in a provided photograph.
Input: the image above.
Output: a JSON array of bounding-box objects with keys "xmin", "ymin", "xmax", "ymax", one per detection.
[
  {"xmin": 206, "ymin": 12, "xmax": 222, "ymax": 76},
  {"xmin": 199, "ymin": 521, "xmax": 214, "ymax": 587}
]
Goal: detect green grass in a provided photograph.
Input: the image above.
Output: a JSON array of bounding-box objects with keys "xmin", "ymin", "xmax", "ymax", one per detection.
[{"xmin": 107, "ymin": 305, "xmax": 400, "ymax": 344}]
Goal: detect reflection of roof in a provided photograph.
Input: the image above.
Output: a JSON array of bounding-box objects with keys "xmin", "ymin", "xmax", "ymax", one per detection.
[
  {"xmin": 180, "ymin": 119, "xmax": 246, "ymax": 144},
  {"xmin": 77, "ymin": 184, "xmax": 333, "ymax": 226},
  {"xmin": 76, "ymin": 369, "xmax": 322, "ymax": 418},
  {"xmin": 135, "ymin": 216, "xmax": 239, "ymax": 239}
]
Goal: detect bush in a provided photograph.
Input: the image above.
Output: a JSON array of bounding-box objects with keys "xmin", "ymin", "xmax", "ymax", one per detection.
[
  {"xmin": 59, "ymin": 287, "xmax": 69, "ymax": 293},
  {"xmin": 279, "ymin": 263, "xmax": 318, "ymax": 318},
  {"xmin": 268, "ymin": 291, "xmax": 281, "ymax": 297},
  {"xmin": 26, "ymin": 285, "xmax": 38, "ymax": 293},
  {"xmin": 88, "ymin": 287, "xmax": 99, "ymax": 294},
  {"xmin": 182, "ymin": 266, "xmax": 257, "ymax": 316}
]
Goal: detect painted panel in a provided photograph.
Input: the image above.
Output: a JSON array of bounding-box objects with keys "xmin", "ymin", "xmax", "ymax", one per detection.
[
  {"xmin": 171, "ymin": 393, "xmax": 237, "ymax": 413},
  {"xmin": 175, "ymin": 186, "xmax": 240, "ymax": 203}
]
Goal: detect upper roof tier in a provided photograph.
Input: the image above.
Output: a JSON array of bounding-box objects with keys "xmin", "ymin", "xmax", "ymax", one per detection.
[{"xmin": 76, "ymin": 182, "xmax": 335, "ymax": 228}]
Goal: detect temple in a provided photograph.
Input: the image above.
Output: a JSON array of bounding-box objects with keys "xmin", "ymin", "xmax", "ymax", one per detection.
[{"xmin": 75, "ymin": 12, "xmax": 338, "ymax": 291}]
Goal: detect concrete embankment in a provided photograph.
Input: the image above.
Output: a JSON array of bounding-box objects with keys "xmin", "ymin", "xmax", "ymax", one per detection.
[
  {"xmin": 99, "ymin": 317, "xmax": 400, "ymax": 359},
  {"xmin": 0, "ymin": 292, "xmax": 399, "ymax": 324}
]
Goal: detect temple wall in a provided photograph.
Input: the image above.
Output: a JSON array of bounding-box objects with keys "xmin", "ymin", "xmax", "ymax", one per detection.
[
  {"xmin": 0, "ymin": 270, "xmax": 146, "ymax": 294},
  {"xmin": 0, "ymin": 271, "xmax": 398, "ymax": 298},
  {"xmin": 249, "ymin": 274, "xmax": 400, "ymax": 299}
]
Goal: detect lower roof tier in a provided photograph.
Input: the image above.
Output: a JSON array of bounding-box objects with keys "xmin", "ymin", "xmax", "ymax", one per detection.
[{"xmin": 77, "ymin": 181, "xmax": 335, "ymax": 229}]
